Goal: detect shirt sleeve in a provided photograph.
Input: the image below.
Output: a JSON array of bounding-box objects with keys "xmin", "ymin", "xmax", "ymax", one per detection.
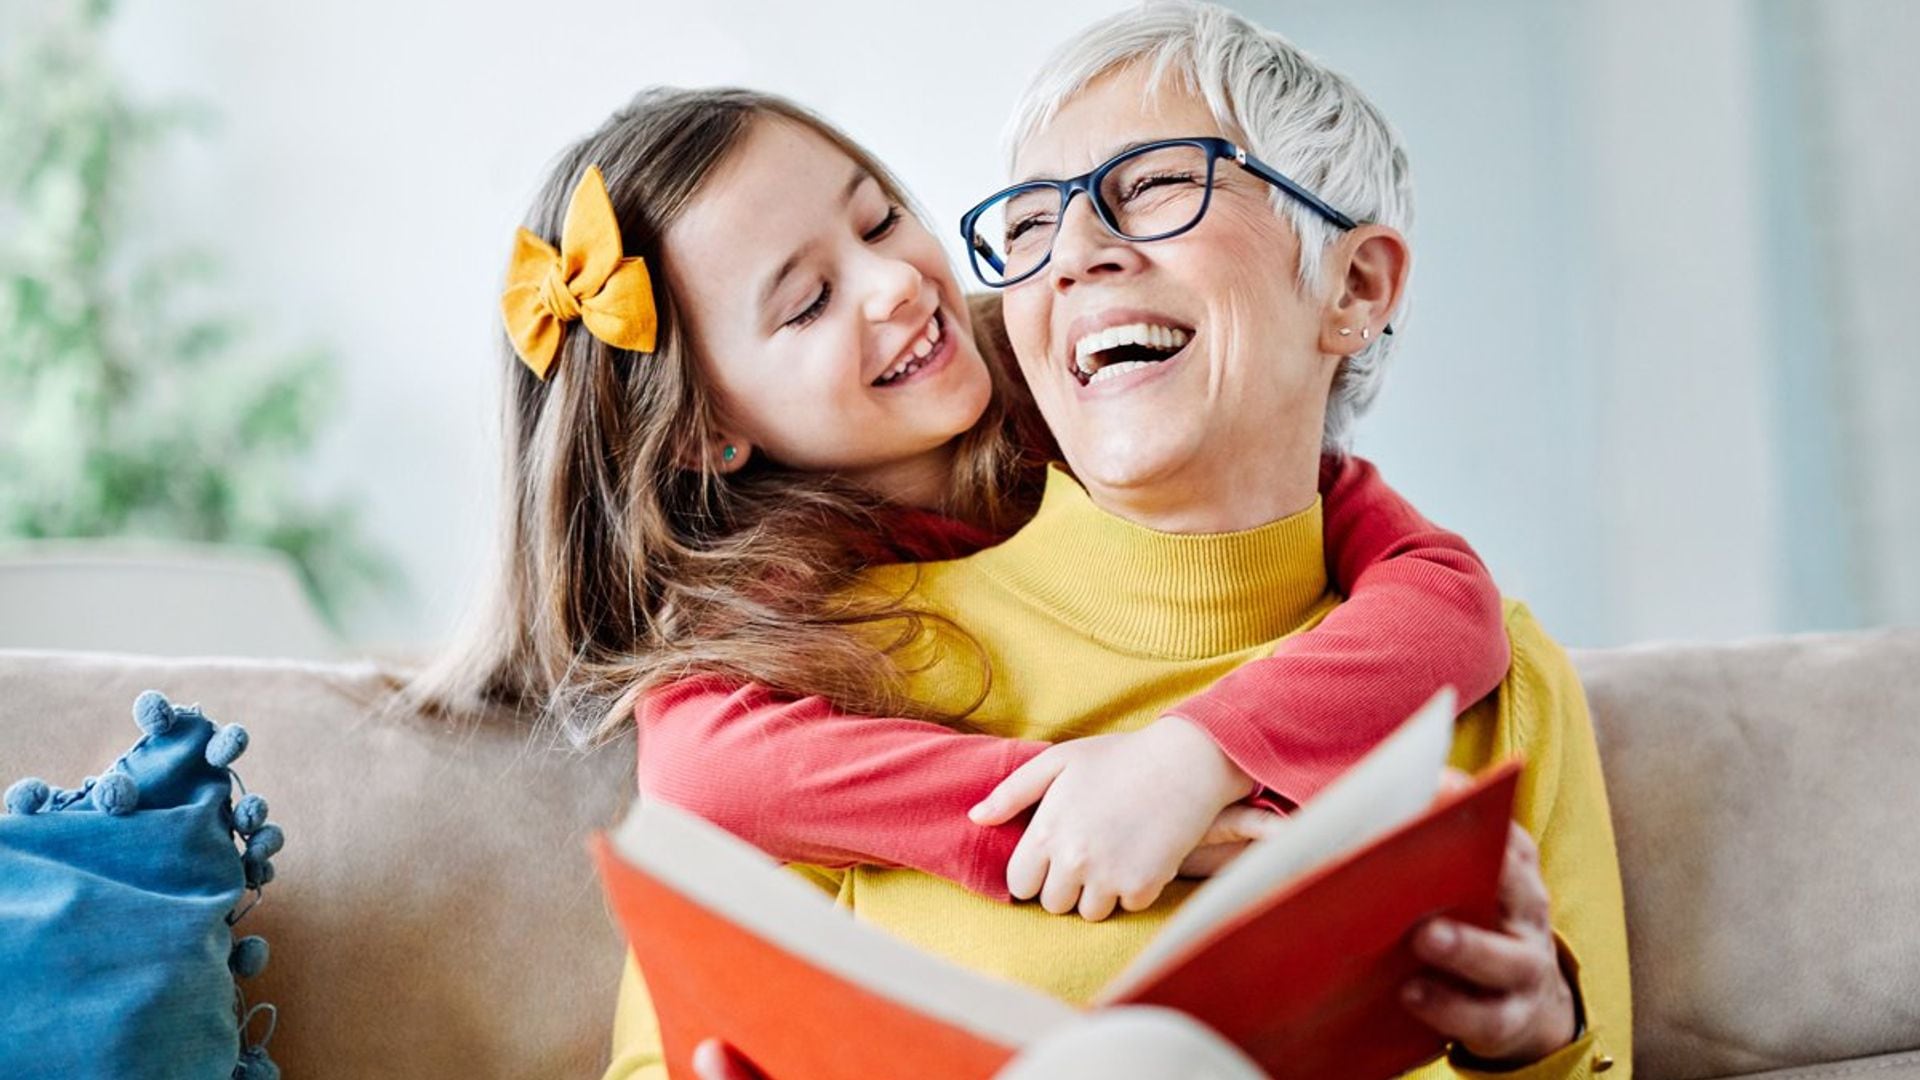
[
  {"xmin": 637, "ymin": 677, "xmax": 1049, "ymax": 901},
  {"xmin": 1442, "ymin": 606, "xmax": 1632, "ymax": 1080},
  {"xmin": 1162, "ymin": 454, "xmax": 1511, "ymax": 808}
]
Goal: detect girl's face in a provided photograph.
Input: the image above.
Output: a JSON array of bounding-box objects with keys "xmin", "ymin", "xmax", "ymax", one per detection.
[{"xmin": 665, "ymin": 118, "xmax": 993, "ymax": 505}]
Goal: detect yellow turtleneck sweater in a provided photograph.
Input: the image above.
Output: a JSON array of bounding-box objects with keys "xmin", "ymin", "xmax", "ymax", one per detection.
[{"xmin": 607, "ymin": 469, "xmax": 1630, "ymax": 1079}]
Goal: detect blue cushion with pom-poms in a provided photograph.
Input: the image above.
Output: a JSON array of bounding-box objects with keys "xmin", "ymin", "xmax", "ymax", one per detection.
[
  {"xmin": 246, "ymin": 822, "xmax": 285, "ymax": 858},
  {"xmin": 235, "ymin": 1044, "xmax": 281, "ymax": 1080},
  {"xmin": 229, "ymin": 935, "xmax": 270, "ymax": 979},
  {"xmin": 243, "ymin": 849, "xmax": 275, "ymax": 890},
  {"xmin": 233, "ymin": 793, "xmax": 269, "ymax": 836},
  {"xmin": 133, "ymin": 689, "xmax": 176, "ymax": 737},
  {"xmin": 0, "ymin": 691, "xmax": 285, "ymax": 1079},
  {"xmin": 4, "ymin": 777, "xmax": 50, "ymax": 815},
  {"xmin": 206, "ymin": 723, "xmax": 249, "ymax": 768},
  {"xmin": 93, "ymin": 769, "xmax": 140, "ymax": 815}
]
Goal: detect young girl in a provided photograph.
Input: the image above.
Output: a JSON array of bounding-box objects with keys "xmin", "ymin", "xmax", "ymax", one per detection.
[{"xmin": 417, "ymin": 87, "xmax": 1507, "ymax": 924}]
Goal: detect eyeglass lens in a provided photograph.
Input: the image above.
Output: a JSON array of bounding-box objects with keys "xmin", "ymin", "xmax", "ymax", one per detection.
[{"xmin": 968, "ymin": 143, "xmax": 1213, "ymax": 286}]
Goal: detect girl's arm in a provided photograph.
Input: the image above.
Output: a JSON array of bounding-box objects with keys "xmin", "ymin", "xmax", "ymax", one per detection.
[
  {"xmin": 967, "ymin": 454, "xmax": 1511, "ymax": 919},
  {"xmin": 638, "ymin": 677, "xmax": 1045, "ymax": 899},
  {"xmin": 1159, "ymin": 454, "xmax": 1511, "ymax": 808},
  {"xmin": 644, "ymin": 454, "xmax": 1507, "ymax": 909}
]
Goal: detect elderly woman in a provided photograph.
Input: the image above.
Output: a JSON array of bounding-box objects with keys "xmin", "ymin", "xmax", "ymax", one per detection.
[{"xmin": 613, "ymin": 4, "xmax": 1630, "ymax": 1078}]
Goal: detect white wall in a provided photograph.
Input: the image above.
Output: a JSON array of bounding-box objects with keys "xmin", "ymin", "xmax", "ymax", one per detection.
[
  {"xmin": 1235, "ymin": 0, "xmax": 1911, "ymax": 646},
  {"xmin": 1808, "ymin": 1, "xmax": 1920, "ymax": 627},
  {"xmin": 101, "ymin": 0, "xmax": 1914, "ymax": 651}
]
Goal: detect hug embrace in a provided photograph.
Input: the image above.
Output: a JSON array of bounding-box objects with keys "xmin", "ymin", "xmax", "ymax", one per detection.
[{"xmin": 411, "ymin": 2, "xmax": 1632, "ymax": 1077}]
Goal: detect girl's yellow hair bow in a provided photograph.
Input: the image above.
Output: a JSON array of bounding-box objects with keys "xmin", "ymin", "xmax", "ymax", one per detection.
[{"xmin": 500, "ymin": 165, "xmax": 658, "ymax": 380}]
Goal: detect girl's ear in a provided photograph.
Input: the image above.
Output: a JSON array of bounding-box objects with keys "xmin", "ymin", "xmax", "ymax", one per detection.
[{"xmin": 680, "ymin": 433, "xmax": 752, "ymax": 474}]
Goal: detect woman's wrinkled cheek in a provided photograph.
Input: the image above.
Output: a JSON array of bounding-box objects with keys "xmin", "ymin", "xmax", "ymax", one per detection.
[{"xmin": 1002, "ymin": 295, "xmax": 1051, "ymax": 386}]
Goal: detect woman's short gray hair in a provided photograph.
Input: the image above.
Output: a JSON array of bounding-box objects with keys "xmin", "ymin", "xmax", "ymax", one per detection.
[{"xmin": 1003, "ymin": 0, "xmax": 1413, "ymax": 452}]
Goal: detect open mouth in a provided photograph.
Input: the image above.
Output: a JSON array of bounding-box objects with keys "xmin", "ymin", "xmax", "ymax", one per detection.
[
  {"xmin": 1070, "ymin": 321, "xmax": 1194, "ymax": 387},
  {"xmin": 872, "ymin": 311, "xmax": 946, "ymax": 387}
]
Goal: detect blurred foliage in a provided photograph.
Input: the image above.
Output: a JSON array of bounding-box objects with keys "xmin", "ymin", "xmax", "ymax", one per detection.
[{"xmin": 0, "ymin": 0, "xmax": 398, "ymax": 627}]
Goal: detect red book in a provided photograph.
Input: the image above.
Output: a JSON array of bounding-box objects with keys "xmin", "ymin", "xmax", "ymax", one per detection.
[{"xmin": 593, "ymin": 690, "xmax": 1517, "ymax": 1080}]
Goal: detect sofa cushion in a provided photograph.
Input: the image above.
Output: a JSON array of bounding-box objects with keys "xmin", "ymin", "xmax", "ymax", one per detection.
[
  {"xmin": 1574, "ymin": 629, "xmax": 1920, "ymax": 1079},
  {"xmin": 0, "ymin": 651, "xmax": 637, "ymax": 1079},
  {"xmin": 1719, "ymin": 1049, "xmax": 1920, "ymax": 1080},
  {"xmin": 0, "ymin": 690, "xmax": 280, "ymax": 1078}
]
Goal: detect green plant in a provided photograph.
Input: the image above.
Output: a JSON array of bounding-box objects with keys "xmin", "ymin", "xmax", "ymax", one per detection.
[{"xmin": 0, "ymin": 0, "xmax": 397, "ymax": 628}]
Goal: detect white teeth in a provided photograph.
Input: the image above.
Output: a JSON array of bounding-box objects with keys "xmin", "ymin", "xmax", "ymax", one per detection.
[
  {"xmin": 1086, "ymin": 360, "xmax": 1156, "ymax": 385},
  {"xmin": 875, "ymin": 313, "xmax": 943, "ymax": 385},
  {"xmin": 1071, "ymin": 321, "xmax": 1191, "ymax": 380},
  {"xmin": 1072, "ymin": 322, "xmax": 1191, "ymax": 364}
]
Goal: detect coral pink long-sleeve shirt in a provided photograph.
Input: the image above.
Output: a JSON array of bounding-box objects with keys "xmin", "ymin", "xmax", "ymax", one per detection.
[{"xmin": 637, "ymin": 456, "xmax": 1510, "ymax": 901}]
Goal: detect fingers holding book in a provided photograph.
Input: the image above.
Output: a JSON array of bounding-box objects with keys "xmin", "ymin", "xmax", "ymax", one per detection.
[{"xmin": 1400, "ymin": 823, "xmax": 1578, "ymax": 1067}]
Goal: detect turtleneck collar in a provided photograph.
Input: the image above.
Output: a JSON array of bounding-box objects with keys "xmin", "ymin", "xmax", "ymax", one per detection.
[{"xmin": 968, "ymin": 466, "xmax": 1331, "ymax": 659}]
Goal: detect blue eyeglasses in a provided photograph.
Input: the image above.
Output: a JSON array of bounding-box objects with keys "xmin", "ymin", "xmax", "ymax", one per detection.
[{"xmin": 960, "ymin": 136, "xmax": 1362, "ymax": 290}]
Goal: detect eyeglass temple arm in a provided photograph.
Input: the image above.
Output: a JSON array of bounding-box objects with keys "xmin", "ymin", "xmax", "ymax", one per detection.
[{"xmin": 1231, "ymin": 146, "xmax": 1360, "ymax": 231}]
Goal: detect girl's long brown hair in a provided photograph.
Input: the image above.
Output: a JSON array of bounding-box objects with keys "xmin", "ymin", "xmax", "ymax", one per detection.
[{"xmin": 406, "ymin": 88, "xmax": 1050, "ymax": 747}]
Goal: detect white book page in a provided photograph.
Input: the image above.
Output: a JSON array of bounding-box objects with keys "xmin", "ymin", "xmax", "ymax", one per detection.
[
  {"xmin": 612, "ymin": 797, "xmax": 1079, "ymax": 1048},
  {"xmin": 1099, "ymin": 688, "xmax": 1455, "ymax": 1002}
]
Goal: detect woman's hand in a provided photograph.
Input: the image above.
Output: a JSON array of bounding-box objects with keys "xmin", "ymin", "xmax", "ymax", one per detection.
[
  {"xmin": 968, "ymin": 717, "xmax": 1257, "ymax": 921},
  {"xmin": 1401, "ymin": 822, "xmax": 1578, "ymax": 1066}
]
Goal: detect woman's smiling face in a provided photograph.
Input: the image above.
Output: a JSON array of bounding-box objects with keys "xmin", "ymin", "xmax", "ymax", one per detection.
[
  {"xmin": 664, "ymin": 117, "xmax": 993, "ymax": 501},
  {"xmin": 999, "ymin": 64, "xmax": 1345, "ymax": 528}
]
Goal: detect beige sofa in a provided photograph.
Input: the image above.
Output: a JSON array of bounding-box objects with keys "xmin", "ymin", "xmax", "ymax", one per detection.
[{"xmin": 3, "ymin": 629, "xmax": 1917, "ymax": 1079}]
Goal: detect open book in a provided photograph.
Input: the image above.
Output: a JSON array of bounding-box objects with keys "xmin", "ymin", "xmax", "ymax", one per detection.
[{"xmin": 592, "ymin": 689, "xmax": 1520, "ymax": 1080}]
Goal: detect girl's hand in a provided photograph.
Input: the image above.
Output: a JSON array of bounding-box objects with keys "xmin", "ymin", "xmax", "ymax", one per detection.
[
  {"xmin": 692, "ymin": 1039, "xmax": 767, "ymax": 1080},
  {"xmin": 968, "ymin": 717, "xmax": 1256, "ymax": 921},
  {"xmin": 1401, "ymin": 822, "xmax": 1579, "ymax": 1066},
  {"xmin": 1174, "ymin": 804, "xmax": 1288, "ymax": 878}
]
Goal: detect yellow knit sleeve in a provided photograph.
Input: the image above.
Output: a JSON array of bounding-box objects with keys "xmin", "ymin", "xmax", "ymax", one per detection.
[{"xmin": 1455, "ymin": 604, "xmax": 1634, "ymax": 1079}]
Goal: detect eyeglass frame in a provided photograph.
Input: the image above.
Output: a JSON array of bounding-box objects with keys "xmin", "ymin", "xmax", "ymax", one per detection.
[{"xmin": 959, "ymin": 135, "xmax": 1362, "ymax": 290}]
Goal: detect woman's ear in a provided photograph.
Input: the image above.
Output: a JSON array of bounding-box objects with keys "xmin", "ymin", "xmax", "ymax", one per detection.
[
  {"xmin": 680, "ymin": 433, "xmax": 753, "ymax": 475},
  {"xmin": 1317, "ymin": 225, "xmax": 1410, "ymax": 356}
]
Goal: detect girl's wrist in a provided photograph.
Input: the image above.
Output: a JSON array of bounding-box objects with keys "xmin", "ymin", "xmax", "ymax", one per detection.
[{"xmin": 1150, "ymin": 714, "xmax": 1256, "ymax": 805}]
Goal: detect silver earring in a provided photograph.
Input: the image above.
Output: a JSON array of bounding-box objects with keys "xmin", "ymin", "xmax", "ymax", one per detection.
[
  {"xmin": 1361, "ymin": 326, "xmax": 1371, "ymax": 341},
  {"xmin": 1338, "ymin": 327, "xmax": 1353, "ymax": 337}
]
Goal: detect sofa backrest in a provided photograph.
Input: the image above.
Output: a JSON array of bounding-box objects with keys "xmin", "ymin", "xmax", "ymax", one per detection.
[
  {"xmin": 4, "ymin": 630, "xmax": 1918, "ymax": 1079},
  {"xmin": 1574, "ymin": 628, "xmax": 1920, "ymax": 1079}
]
